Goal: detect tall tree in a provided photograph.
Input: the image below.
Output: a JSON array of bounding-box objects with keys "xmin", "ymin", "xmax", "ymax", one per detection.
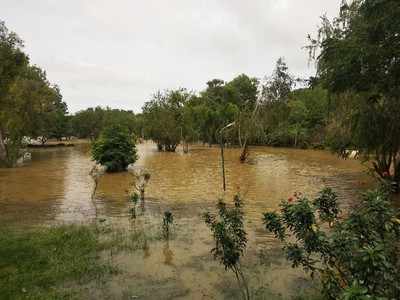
[
  {"xmin": 226, "ymin": 74, "xmax": 259, "ymax": 162},
  {"xmin": 0, "ymin": 21, "xmax": 28, "ymax": 165},
  {"xmin": 0, "ymin": 21, "xmax": 67, "ymax": 166},
  {"xmin": 142, "ymin": 89, "xmax": 191, "ymax": 151},
  {"xmin": 310, "ymin": 0, "xmax": 400, "ymax": 186},
  {"xmin": 262, "ymin": 57, "xmax": 295, "ymax": 103}
]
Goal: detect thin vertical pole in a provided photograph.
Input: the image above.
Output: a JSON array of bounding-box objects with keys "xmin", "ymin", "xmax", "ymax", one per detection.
[{"xmin": 220, "ymin": 133, "xmax": 226, "ymax": 191}]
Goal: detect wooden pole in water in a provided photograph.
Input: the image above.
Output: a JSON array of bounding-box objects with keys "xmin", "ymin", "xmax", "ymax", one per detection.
[
  {"xmin": 219, "ymin": 122, "xmax": 235, "ymax": 192},
  {"xmin": 220, "ymin": 134, "xmax": 226, "ymax": 191}
]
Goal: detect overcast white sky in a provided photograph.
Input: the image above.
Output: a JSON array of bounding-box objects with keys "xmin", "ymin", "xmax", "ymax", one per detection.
[{"xmin": 1, "ymin": 1, "xmax": 339, "ymax": 113}]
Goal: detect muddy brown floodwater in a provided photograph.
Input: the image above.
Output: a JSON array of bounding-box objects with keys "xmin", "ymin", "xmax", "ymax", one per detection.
[{"xmin": 0, "ymin": 142, "xmax": 374, "ymax": 299}]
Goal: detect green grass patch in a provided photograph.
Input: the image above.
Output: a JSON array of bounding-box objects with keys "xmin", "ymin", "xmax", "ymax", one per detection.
[{"xmin": 0, "ymin": 225, "xmax": 115, "ymax": 300}]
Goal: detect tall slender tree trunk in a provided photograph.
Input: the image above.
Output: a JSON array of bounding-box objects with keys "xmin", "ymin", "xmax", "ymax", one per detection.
[
  {"xmin": 220, "ymin": 135, "xmax": 226, "ymax": 191},
  {"xmin": 238, "ymin": 120, "xmax": 243, "ymax": 148},
  {"xmin": 183, "ymin": 141, "xmax": 189, "ymax": 153},
  {"xmin": 237, "ymin": 100, "xmax": 260, "ymax": 163},
  {"xmin": 239, "ymin": 142, "xmax": 249, "ymax": 163},
  {"xmin": 392, "ymin": 152, "xmax": 400, "ymax": 193},
  {"xmin": 140, "ymin": 187, "xmax": 145, "ymax": 212},
  {"xmin": 0, "ymin": 129, "xmax": 7, "ymax": 164}
]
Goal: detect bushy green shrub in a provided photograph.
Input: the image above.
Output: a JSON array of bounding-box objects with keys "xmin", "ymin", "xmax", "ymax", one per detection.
[
  {"xmin": 91, "ymin": 125, "xmax": 138, "ymax": 172},
  {"xmin": 263, "ymin": 187, "xmax": 400, "ymax": 299}
]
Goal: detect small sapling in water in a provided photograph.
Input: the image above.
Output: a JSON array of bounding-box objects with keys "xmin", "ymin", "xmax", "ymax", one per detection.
[
  {"xmin": 162, "ymin": 211, "xmax": 174, "ymax": 239},
  {"xmin": 203, "ymin": 195, "xmax": 250, "ymax": 300}
]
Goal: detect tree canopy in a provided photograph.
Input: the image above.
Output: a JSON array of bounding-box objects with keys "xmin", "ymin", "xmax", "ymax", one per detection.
[
  {"xmin": 91, "ymin": 125, "xmax": 138, "ymax": 172},
  {"xmin": 310, "ymin": 0, "xmax": 400, "ymax": 185}
]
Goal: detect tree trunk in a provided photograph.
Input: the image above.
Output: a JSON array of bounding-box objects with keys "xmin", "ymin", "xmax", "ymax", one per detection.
[
  {"xmin": 392, "ymin": 154, "xmax": 400, "ymax": 193},
  {"xmin": 0, "ymin": 129, "xmax": 7, "ymax": 164},
  {"xmin": 140, "ymin": 188, "xmax": 145, "ymax": 202},
  {"xmin": 238, "ymin": 121, "xmax": 243, "ymax": 148},
  {"xmin": 140, "ymin": 187, "xmax": 145, "ymax": 211},
  {"xmin": 183, "ymin": 142, "xmax": 189, "ymax": 153},
  {"xmin": 239, "ymin": 143, "xmax": 249, "ymax": 163},
  {"xmin": 220, "ymin": 136, "xmax": 226, "ymax": 191}
]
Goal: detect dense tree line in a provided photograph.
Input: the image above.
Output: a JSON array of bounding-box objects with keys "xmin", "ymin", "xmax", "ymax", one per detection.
[
  {"xmin": 71, "ymin": 107, "xmax": 140, "ymax": 140},
  {"xmin": 141, "ymin": 59, "xmax": 330, "ymax": 153}
]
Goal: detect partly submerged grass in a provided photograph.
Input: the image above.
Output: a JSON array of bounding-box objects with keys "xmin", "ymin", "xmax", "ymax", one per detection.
[
  {"xmin": 0, "ymin": 222, "xmax": 322, "ymax": 300},
  {"xmin": 0, "ymin": 225, "xmax": 115, "ymax": 300},
  {"xmin": 101, "ymin": 226, "xmax": 164, "ymax": 252}
]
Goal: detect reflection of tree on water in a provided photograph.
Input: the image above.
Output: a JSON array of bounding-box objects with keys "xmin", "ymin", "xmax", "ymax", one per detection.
[
  {"xmin": 93, "ymin": 172, "xmax": 132, "ymax": 217},
  {"xmin": 142, "ymin": 238, "xmax": 151, "ymax": 259},
  {"xmin": 53, "ymin": 148, "xmax": 95, "ymax": 224},
  {"xmin": 163, "ymin": 240, "xmax": 174, "ymax": 266}
]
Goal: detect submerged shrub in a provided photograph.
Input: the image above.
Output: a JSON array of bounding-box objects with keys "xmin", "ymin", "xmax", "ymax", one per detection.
[
  {"xmin": 263, "ymin": 187, "xmax": 400, "ymax": 299},
  {"xmin": 162, "ymin": 211, "xmax": 174, "ymax": 239},
  {"xmin": 91, "ymin": 125, "xmax": 138, "ymax": 172}
]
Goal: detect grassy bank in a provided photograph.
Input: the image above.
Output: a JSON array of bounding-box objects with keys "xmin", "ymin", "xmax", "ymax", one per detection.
[{"xmin": 0, "ymin": 225, "xmax": 115, "ymax": 300}]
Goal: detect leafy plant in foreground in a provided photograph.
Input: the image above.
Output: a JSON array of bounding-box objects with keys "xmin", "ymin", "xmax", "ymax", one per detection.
[
  {"xmin": 204, "ymin": 195, "xmax": 249, "ymax": 300},
  {"xmin": 263, "ymin": 187, "xmax": 400, "ymax": 299}
]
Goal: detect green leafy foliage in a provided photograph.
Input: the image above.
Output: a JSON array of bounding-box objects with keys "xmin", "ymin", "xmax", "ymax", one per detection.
[
  {"xmin": 310, "ymin": 0, "xmax": 400, "ymax": 185},
  {"xmin": 204, "ymin": 195, "xmax": 247, "ymax": 270},
  {"xmin": 0, "ymin": 21, "xmax": 68, "ymax": 166},
  {"xmin": 142, "ymin": 89, "xmax": 192, "ymax": 151},
  {"xmin": 204, "ymin": 195, "xmax": 249, "ymax": 300},
  {"xmin": 130, "ymin": 192, "xmax": 139, "ymax": 204},
  {"xmin": 71, "ymin": 106, "xmax": 140, "ymax": 140},
  {"xmin": 91, "ymin": 125, "xmax": 138, "ymax": 172},
  {"xmin": 138, "ymin": 60, "xmax": 329, "ymax": 152},
  {"xmin": 262, "ymin": 57, "xmax": 295, "ymax": 103},
  {"xmin": 263, "ymin": 187, "xmax": 400, "ymax": 299}
]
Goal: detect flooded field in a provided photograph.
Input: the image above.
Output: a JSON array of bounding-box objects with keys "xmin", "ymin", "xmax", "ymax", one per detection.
[{"xmin": 0, "ymin": 142, "xmax": 373, "ymax": 299}]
